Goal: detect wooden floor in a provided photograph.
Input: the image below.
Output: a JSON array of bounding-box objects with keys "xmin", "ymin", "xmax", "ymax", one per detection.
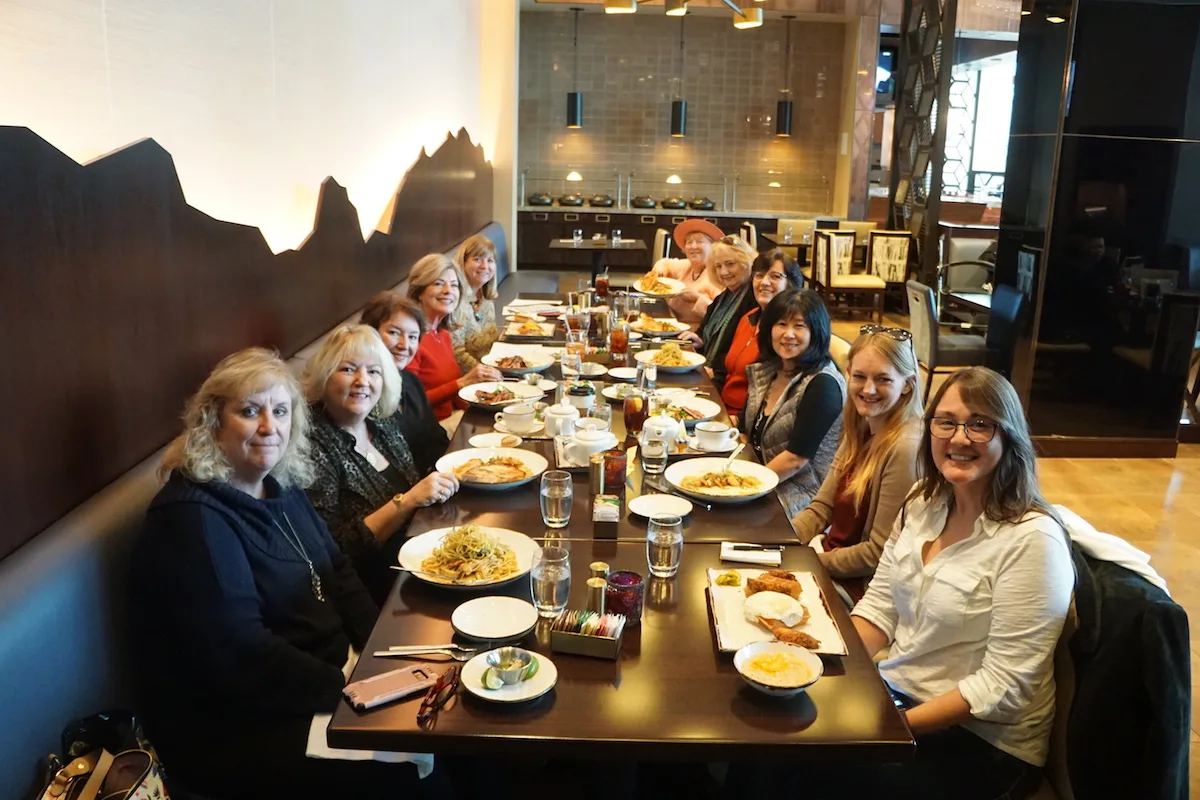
[{"xmin": 560, "ymin": 274, "xmax": 1198, "ymax": 789}]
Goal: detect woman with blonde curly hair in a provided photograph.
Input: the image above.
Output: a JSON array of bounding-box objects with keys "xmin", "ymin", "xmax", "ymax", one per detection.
[
  {"xmin": 451, "ymin": 233, "xmax": 500, "ymax": 370},
  {"xmin": 130, "ymin": 348, "xmax": 440, "ymax": 799},
  {"xmin": 303, "ymin": 325, "xmax": 459, "ymax": 602},
  {"xmin": 679, "ymin": 235, "xmax": 758, "ymax": 372},
  {"xmin": 791, "ymin": 327, "xmax": 924, "ymax": 603}
]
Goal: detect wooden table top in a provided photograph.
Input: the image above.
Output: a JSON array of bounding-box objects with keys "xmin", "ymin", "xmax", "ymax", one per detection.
[
  {"xmin": 327, "ymin": 541, "xmax": 914, "ymax": 763},
  {"xmin": 549, "ymin": 238, "xmax": 647, "ymax": 251}
]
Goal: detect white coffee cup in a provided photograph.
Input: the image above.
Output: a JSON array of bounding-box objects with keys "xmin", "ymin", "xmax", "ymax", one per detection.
[
  {"xmin": 496, "ymin": 403, "xmax": 537, "ymax": 433},
  {"xmin": 695, "ymin": 421, "xmax": 738, "ymax": 451}
]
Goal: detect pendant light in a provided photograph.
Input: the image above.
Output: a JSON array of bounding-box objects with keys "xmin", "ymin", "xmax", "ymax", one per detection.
[
  {"xmin": 604, "ymin": 0, "xmax": 637, "ymax": 13},
  {"xmin": 566, "ymin": 8, "xmax": 583, "ymax": 129},
  {"xmin": 665, "ymin": 0, "xmax": 687, "ymax": 15},
  {"xmin": 776, "ymin": 16, "xmax": 795, "ymax": 137},
  {"xmin": 671, "ymin": 16, "xmax": 687, "ymax": 137},
  {"xmin": 733, "ymin": 8, "xmax": 763, "ymax": 29}
]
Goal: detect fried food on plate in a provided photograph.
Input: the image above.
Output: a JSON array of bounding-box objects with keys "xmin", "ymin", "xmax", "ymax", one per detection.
[
  {"xmin": 475, "ymin": 385, "xmax": 517, "ymax": 404},
  {"xmin": 757, "ymin": 617, "xmax": 821, "ymax": 650},
  {"xmin": 452, "ymin": 456, "xmax": 531, "ymax": 484},
  {"xmin": 637, "ymin": 272, "xmax": 673, "ymax": 294},
  {"xmin": 745, "ymin": 572, "xmax": 802, "ymax": 600}
]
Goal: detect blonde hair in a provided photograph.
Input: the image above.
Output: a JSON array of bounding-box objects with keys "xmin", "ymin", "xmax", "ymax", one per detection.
[
  {"xmin": 913, "ymin": 366, "xmax": 1060, "ymax": 525},
  {"xmin": 836, "ymin": 333, "xmax": 924, "ymax": 510},
  {"xmin": 301, "ymin": 325, "xmax": 402, "ymax": 418},
  {"xmin": 159, "ymin": 348, "xmax": 314, "ymax": 487},
  {"xmin": 406, "ymin": 253, "xmax": 466, "ymax": 331},
  {"xmin": 709, "ymin": 236, "xmax": 755, "ymax": 283},
  {"xmin": 455, "ymin": 234, "xmax": 498, "ymax": 301}
]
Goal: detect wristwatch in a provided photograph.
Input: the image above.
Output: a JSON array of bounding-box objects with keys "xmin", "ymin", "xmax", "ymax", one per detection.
[{"xmin": 391, "ymin": 492, "xmax": 406, "ymax": 510}]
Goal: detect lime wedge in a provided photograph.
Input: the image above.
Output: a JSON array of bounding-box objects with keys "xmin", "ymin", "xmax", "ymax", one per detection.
[
  {"xmin": 482, "ymin": 668, "xmax": 504, "ymax": 690},
  {"xmin": 522, "ymin": 656, "xmax": 540, "ymax": 682}
]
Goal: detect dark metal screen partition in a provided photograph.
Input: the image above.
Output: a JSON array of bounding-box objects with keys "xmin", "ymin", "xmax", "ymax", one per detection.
[{"xmin": 888, "ymin": 0, "xmax": 960, "ymax": 284}]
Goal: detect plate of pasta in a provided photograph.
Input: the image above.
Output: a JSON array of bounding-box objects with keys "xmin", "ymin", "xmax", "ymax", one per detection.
[
  {"xmin": 632, "ymin": 273, "xmax": 685, "ymax": 297},
  {"xmin": 435, "ymin": 447, "xmax": 548, "ymax": 491},
  {"xmin": 634, "ymin": 344, "xmax": 706, "ymax": 374},
  {"xmin": 398, "ymin": 524, "xmax": 539, "ymax": 588},
  {"xmin": 664, "ymin": 458, "xmax": 779, "ymax": 504}
]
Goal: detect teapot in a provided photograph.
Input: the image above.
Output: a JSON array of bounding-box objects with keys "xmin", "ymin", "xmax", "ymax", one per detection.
[
  {"xmin": 566, "ymin": 425, "xmax": 618, "ymax": 465},
  {"xmin": 543, "ymin": 402, "xmax": 580, "ymax": 437},
  {"xmin": 642, "ymin": 412, "xmax": 682, "ymax": 444}
]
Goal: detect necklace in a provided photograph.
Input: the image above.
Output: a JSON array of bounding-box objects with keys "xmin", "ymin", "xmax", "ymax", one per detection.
[{"xmin": 272, "ymin": 512, "xmax": 325, "ymax": 602}]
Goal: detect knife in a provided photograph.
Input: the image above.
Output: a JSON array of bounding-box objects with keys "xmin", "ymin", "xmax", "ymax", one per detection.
[
  {"xmin": 644, "ymin": 479, "xmax": 712, "ymax": 511},
  {"xmin": 728, "ymin": 544, "xmax": 784, "ymax": 551}
]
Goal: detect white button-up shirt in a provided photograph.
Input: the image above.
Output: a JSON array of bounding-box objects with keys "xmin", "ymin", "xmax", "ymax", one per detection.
[{"xmin": 852, "ymin": 493, "xmax": 1074, "ymax": 766}]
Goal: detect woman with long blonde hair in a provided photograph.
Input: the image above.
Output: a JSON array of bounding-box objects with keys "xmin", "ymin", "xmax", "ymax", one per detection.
[{"xmin": 792, "ymin": 326, "xmax": 923, "ymax": 601}]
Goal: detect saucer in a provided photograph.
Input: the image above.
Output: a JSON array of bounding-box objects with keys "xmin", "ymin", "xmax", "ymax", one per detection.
[
  {"xmin": 536, "ymin": 379, "xmax": 558, "ymax": 392},
  {"xmin": 688, "ymin": 435, "xmax": 738, "ymax": 453},
  {"xmin": 628, "ymin": 493, "xmax": 693, "ymax": 518},
  {"xmin": 451, "ymin": 596, "xmax": 539, "ymax": 640},
  {"xmin": 469, "ymin": 432, "xmax": 523, "ymax": 448},
  {"xmin": 461, "ymin": 650, "xmax": 558, "ymax": 704},
  {"xmin": 495, "ymin": 419, "xmax": 545, "ymax": 435},
  {"xmin": 607, "ymin": 367, "xmax": 638, "ymax": 381}
]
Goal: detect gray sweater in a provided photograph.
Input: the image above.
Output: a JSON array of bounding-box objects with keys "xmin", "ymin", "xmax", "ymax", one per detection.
[{"xmin": 744, "ymin": 360, "xmax": 846, "ymax": 518}]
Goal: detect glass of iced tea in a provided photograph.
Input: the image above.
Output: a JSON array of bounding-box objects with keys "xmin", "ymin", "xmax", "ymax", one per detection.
[
  {"xmin": 610, "ymin": 321, "xmax": 630, "ymax": 361},
  {"xmin": 623, "ymin": 390, "xmax": 648, "ymax": 436},
  {"xmin": 595, "ymin": 268, "xmax": 610, "ymax": 301},
  {"xmin": 565, "ymin": 330, "xmax": 586, "ymax": 358}
]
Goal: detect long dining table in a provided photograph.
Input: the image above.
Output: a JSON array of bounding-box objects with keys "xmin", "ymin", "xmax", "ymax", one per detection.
[{"xmin": 327, "ymin": 290, "xmax": 914, "ymax": 764}]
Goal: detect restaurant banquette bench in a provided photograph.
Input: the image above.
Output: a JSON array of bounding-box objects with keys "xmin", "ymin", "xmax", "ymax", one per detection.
[{"xmin": 0, "ymin": 222, "xmax": 511, "ymax": 795}]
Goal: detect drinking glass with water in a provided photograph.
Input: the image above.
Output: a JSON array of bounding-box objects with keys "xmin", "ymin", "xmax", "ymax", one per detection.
[
  {"xmin": 531, "ymin": 544, "xmax": 571, "ymax": 618},
  {"xmin": 540, "ymin": 470, "xmax": 573, "ymax": 529},
  {"xmin": 638, "ymin": 433, "xmax": 669, "ymax": 475},
  {"xmin": 647, "ymin": 514, "xmax": 683, "ymax": 578}
]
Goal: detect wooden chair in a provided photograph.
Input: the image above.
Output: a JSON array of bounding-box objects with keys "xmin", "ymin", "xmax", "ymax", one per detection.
[{"xmin": 818, "ymin": 230, "xmax": 884, "ymax": 323}]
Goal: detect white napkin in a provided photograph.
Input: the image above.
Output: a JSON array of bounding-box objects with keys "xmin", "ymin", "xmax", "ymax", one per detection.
[
  {"xmin": 506, "ymin": 298, "xmax": 563, "ymax": 307},
  {"xmin": 720, "ymin": 542, "xmax": 783, "ymax": 567},
  {"xmin": 1054, "ymin": 505, "xmax": 1170, "ymax": 596}
]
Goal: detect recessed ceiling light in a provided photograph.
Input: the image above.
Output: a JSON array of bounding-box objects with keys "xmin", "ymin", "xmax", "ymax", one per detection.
[
  {"xmin": 733, "ymin": 9, "xmax": 762, "ymax": 29},
  {"xmin": 1047, "ymin": 14, "xmax": 1066, "ymax": 22},
  {"xmin": 768, "ymin": 181, "xmax": 782, "ymax": 188}
]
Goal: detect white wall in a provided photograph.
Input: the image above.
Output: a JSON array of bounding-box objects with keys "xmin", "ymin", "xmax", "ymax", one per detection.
[
  {"xmin": 0, "ymin": 0, "xmax": 515, "ymax": 253},
  {"xmin": 476, "ymin": 0, "xmax": 520, "ymax": 265}
]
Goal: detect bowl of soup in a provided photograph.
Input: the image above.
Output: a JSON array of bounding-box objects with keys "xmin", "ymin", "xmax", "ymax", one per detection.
[{"xmin": 733, "ymin": 641, "xmax": 823, "ymax": 698}]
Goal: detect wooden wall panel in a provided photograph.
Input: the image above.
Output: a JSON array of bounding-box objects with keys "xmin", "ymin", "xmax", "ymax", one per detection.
[{"xmin": 0, "ymin": 126, "xmax": 493, "ymax": 561}]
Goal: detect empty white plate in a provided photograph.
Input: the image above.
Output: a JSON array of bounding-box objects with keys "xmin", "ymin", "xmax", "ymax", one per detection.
[
  {"xmin": 451, "ymin": 596, "xmax": 539, "ymax": 640},
  {"xmin": 607, "ymin": 367, "xmax": 637, "ymax": 381},
  {"xmin": 628, "ymin": 493, "xmax": 694, "ymax": 518}
]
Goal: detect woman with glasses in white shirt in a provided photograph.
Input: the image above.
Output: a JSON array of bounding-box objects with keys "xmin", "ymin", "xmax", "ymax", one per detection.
[{"xmin": 845, "ymin": 366, "xmax": 1074, "ymax": 799}]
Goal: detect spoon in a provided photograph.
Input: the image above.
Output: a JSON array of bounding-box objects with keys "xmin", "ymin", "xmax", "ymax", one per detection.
[{"xmin": 721, "ymin": 442, "xmax": 746, "ymax": 473}]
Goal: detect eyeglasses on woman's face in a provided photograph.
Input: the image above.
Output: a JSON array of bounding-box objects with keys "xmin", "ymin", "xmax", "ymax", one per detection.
[{"xmin": 928, "ymin": 416, "xmax": 1000, "ymax": 443}]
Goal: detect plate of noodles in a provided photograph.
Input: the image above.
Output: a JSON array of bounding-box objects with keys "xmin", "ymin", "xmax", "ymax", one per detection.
[
  {"xmin": 664, "ymin": 458, "xmax": 779, "ymax": 504},
  {"xmin": 435, "ymin": 447, "xmax": 548, "ymax": 491},
  {"xmin": 630, "ymin": 313, "xmax": 689, "ymax": 338},
  {"xmin": 398, "ymin": 524, "xmax": 540, "ymax": 588},
  {"xmin": 634, "ymin": 344, "xmax": 706, "ymax": 374},
  {"xmin": 632, "ymin": 273, "xmax": 685, "ymax": 297}
]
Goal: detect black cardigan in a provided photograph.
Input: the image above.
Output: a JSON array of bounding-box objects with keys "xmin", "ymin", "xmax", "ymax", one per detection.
[
  {"xmin": 699, "ymin": 283, "xmax": 758, "ymax": 389},
  {"xmin": 396, "ymin": 370, "xmax": 449, "ymax": 475},
  {"xmin": 130, "ymin": 473, "xmax": 378, "ymax": 757}
]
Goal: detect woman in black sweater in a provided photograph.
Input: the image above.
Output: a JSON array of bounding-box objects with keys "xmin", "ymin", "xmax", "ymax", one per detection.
[
  {"xmin": 129, "ymin": 348, "xmax": 444, "ymax": 800},
  {"xmin": 360, "ymin": 291, "xmax": 450, "ymax": 472}
]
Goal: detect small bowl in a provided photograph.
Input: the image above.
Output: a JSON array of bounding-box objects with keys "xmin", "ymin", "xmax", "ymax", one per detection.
[
  {"xmin": 486, "ymin": 646, "xmax": 534, "ymax": 685},
  {"xmin": 733, "ymin": 641, "xmax": 823, "ymax": 698}
]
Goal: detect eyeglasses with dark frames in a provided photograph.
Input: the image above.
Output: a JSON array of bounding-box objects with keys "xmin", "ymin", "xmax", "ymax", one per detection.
[
  {"xmin": 860, "ymin": 324, "xmax": 912, "ymax": 342},
  {"xmin": 928, "ymin": 416, "xmax": 1000, "ymax": 443},
  {"xmin": 416, "ymin": 664, "xmax": 461, "ymax": 729}
]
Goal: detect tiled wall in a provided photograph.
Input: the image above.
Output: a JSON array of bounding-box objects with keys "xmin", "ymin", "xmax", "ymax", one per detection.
[{"xmin": 518, "ymin": 11, "xmax": 846, "ymax": 215}]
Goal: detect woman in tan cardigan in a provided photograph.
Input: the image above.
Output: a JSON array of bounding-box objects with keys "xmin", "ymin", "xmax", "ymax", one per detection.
[{"xmin": 791, "ymin": 327, "xmax": 924, "ymax": 602}]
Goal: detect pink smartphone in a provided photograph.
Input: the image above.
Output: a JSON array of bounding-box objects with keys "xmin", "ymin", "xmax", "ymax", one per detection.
[{"xmin": 343, "ymin": 664, "xmax": 441, "ymax": 711}]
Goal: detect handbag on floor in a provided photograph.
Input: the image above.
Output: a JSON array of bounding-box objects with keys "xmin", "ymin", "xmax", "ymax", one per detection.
[{"xmin": 32, "ymin": 710, "xmax": 169, "ymax": 800}]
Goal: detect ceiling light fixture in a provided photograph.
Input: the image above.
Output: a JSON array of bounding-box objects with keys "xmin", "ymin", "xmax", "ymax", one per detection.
[
  {"xmin": 671, "ymin": 16, "xmax": 687, "ymax": 136},
  {"xmin": 666, "ymin": 174, "xmax": 682, "ymax": 184},
  {"xmin": 768, "ymin": 181, "xmax": 782, "ymax": 188},
  {"xmin": 604, "ymin": 0, "xmax": 637, "ymax": 13},
  {"xmin": 566, "ymin": 8, "xmax": 583, "ymax": 129},
  {"xmin": 1047, "ymin": 14, "xmax": 1066, "ymax": 22},
  {"xmin": 776, "ymin": 15, "xmax": 795, "ymax": 137},
  {"xmin": 665, "ymin": 0, "xmax": 687, "ymax": 16},
  {"xmin": 733, "ymin": 8, "xmax": 763, "ymax": 29},
  {"xmin": 566, "ymin": 171, "xmax": 583, "ymax": 182}
]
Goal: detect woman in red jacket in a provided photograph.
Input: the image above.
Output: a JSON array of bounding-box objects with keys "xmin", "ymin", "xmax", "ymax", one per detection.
[
  {"xmin": 404, "ymin": 253, "xmax": 500, "ymax": 431},
  {"xmin": 720, "ymin": 249, "xmax": 803, "ymax": 423}
]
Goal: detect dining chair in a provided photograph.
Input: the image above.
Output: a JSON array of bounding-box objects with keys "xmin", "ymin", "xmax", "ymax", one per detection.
[
  {"xmin": 906, "ymin": 280, "xmax": 986, "ymax": 396},
  {"xmin": 866, "ymin": 230, "xmax": 912, "ymax": 284},
  {"xmin": 652, "ymin": 228, "xmax": 670, "ymax": 263},
  {"xmin": 983, "ymin": 284, "xmax": 1024, "ymax": 378},
  {"xmin": 740, "ymin": 221, "xmax": 758, "ymax": 251},
  {"xmin": 820, "ymin": 230, "xmax": 884, "ymax": 323}
]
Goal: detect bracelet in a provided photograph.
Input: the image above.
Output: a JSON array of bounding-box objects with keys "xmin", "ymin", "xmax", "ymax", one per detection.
[{"xmin": 391, "ymin": 492, "xmax": 406, "ymax": 510}]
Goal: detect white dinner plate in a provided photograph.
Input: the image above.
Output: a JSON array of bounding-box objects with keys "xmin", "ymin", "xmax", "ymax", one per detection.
[
  {"xmin": 458, "ymin": 381, "xmax": 545, "ymax": 408},
  {"xmin": 482, "ymin": 353, "xmax": 554, "ymax": 376},
  {"xmin": 504, "ymin": 321, "xmax": 557, "ymax": 339},
  {"xmin": 469, "ymin": 432, "xmax": 524, "ymax": 448},
  {"xmin": 630, "ymin": 318, "xmax": 688, "ymax": 338},
  {"xmin": 628, "ymin": 493, "xmax": 693, "ymax": 518},
  {"xmin": 461, "ymin": 649, "xmax": 558, "ymax": 703},
  {"xmin": 451, "ymin": 596, "xmax": 540, "ymax": 639},
  {"xmin": 706, "ymin": 568, "xmax": 847, "ymax": 656},
  {"xmin": 663, "ymin": 457, "xmax": 779, "ymax": 504},
  {"xmin": 601, "ymin": 385, "xmax": 696, "ymax": 404},
  {"xmin": 632, "ymin": 276, "xmax": 685, "ymax": 297},
  {"xmin": 434, "ymin": 447, "xmax": 548, "ymax": 491},
  {"xmin": 607, "ymin": 367, "xmax": 638, "ymax": 381},
  {"xmin": 397, "ymin": 527, "xmax": 540, "ymax": 589},
  {"xmin": 577, "ymin": 362, "xmax": 609, "ymax": 378},
  {"xmin": 634, "ymin": 348, "xmax": 706, "ymax": 374},
  {"xmin": 663, "ymin": 396, "xmax": 721, "ymax": 427}
]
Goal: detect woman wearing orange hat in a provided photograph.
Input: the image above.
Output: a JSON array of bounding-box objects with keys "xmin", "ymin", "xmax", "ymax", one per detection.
[{"xmin": 650, "ymin": 219, "xmax": 725, "ymax": 329}]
